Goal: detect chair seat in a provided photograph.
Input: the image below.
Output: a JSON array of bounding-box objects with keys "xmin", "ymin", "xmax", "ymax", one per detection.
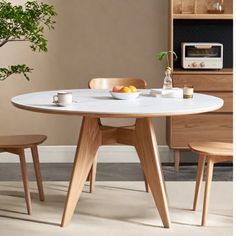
[
  {"xmin": 0, "ymin": 135, "xmax": 47, "ymax": 148},
  {"xmin": 189, "ymin": 142, "xmax": 233, "ymax": 157}
]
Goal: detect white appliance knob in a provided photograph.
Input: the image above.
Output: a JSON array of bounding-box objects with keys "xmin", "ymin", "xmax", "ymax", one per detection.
[
  {"xmin": 192, "ymin": 62, "xmax": 197, "ymax": 68},
  {"xmin": 200, "ymin": 62, "xmax": 205, "ymax": 68}
]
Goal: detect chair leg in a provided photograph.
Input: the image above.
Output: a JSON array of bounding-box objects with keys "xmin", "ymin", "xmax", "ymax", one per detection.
[
  {"xmin": 86, "ymin": 122, "xmax": 101, "ymax": 193},
  {"xmin": 193, "ymin": 154, "xmax": 206, "ymax": 211},
  {"xmin": 31, "ymin": 146, "xmax": 45, "ymax": 201},
  {"xmin": 18, "ymin": 149, "xmax": 32, "ymax": 215},
  {"xmin": 89, "ymin": 154, "xmax": 98, "ymax": 193},
  {"xmin": 174, "ymin": 150, "xmax": 180, "ymax": 172},
  {"xmin": 202, "ymin": 157, "xmax": 214, "ymax": 226},
  {"xmin": 86, "ymin": 166, "xmax": 92, "ymax": 181}
]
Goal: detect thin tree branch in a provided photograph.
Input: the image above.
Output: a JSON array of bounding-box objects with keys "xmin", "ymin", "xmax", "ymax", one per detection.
[
  {"xmin": 166, "ymin": 53, "xmax": 170, "ymax": 68},
  {"xmin": 0, "ymin": 38, "xmax": 29, "ymax": 47},
  {"xmin": 8, "ymin": 39, "xmax": 28, "ymax": 42},
  {"xmin": 0, "ymin": 36, "xmax": 10, "ymax": 47}
]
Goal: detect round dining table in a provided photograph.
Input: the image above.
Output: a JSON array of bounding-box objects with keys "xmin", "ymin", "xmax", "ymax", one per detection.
[{"xmin": 11, "ymin": 89, "xmax": 223, "ymax": 228}]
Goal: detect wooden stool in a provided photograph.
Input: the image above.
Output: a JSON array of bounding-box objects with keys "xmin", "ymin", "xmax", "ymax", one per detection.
[
  {"xmin": 0, "ymin": 135, "xmax": 47, "ymax": 214},
  {"xmin": 189, "ymin": 142, "xmax": 233, "ymax": 226}
]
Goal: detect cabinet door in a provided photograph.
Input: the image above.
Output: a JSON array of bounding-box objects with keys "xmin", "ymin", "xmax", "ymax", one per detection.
[{"xmin": 168, "ymin": 114, "xmax": 233, "ymax": 149}]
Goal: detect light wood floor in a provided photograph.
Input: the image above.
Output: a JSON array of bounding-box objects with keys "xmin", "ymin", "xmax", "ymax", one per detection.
[{"xmin": 0, "ymin": 181, "xmax": 232, "ymax": 236}]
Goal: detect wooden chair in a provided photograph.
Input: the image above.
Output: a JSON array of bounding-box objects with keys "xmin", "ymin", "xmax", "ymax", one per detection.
[
  {"xmin": 89, "ymin": 78, "xmax": 147, "ymax": 90},
  {"xmin": 189, "ymin": 142, "xmax": 233, "ymax": 226},
  {"xmin": 87, "ymin": 78, "xmax": 149, "ymax": 193},
  {"xmin": 0, "ymin": 135, "xmax": 47, "ymax": 214}
]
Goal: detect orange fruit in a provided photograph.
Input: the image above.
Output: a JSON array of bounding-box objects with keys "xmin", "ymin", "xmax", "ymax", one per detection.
[
  {"xmin": 129, "ymin": 85, "xmax": 137, "ymax": 92},
  {"xmin": 121, "ymin": 86, "xmax": 132, "ymax": 93}
]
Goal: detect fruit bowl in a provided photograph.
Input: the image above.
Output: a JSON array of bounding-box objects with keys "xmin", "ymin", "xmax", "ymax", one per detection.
[{"xmin": 110, "ymin": 91, "xmax": 141, "ymax": 100}]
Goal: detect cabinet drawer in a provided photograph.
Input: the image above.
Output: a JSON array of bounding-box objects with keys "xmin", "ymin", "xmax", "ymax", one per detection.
[
  {"xmin": 173, "ymin": 74, "xmax": 233, "ymax": 91},
  {"xmin": 169, "ymin": 114, "xmax": 233, "ymax": 149},
  {"xmin": 205, "ymin": 92, "xmax": 233, "ymax": 113}
]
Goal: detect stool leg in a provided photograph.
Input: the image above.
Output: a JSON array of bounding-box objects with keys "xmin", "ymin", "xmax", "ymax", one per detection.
[
  {"xmin": 31, "ymin": 146, "xmax": 45, "ymax": 201},
  {"xmin": 202, "ymin": 158, "xmax": 214, "ymax": 226},
  {"xmin": 19, "ymin": 149, "xmax": 32, "ymax": 215},
  {"xmin": 193, "ymin": 154, "xmax": 206, "ymax": 211}
]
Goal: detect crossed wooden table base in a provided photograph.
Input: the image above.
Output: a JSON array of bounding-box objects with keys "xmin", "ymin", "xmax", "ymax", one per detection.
[{"xmin": 61, "ymin": 117, "xmax": 170, "ymax": 228}]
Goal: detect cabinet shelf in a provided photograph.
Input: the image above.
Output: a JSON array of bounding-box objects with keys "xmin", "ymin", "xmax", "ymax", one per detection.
[
  {"xmin": 173, "ymin": 13, "xmax": 233, "ymax": 20},
  {"xmin": 173, "ymin": 68, "xmax": 233, "ymax": 75}
]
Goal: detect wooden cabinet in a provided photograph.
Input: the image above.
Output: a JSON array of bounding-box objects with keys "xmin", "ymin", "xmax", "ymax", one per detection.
[
  {"xmin": 167, "ymin": 0, "xmax": 233, "ymax": 171},
  {"xmin": 167, "ymin": 70, "xmax": 233, "ymax": 149}
]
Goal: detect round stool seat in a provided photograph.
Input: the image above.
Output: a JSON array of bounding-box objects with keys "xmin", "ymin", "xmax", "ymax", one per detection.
[
  {"xmin": 189, "ymin": 142, "xmax": 233, "ymax": 157},
  {"xmin": 0, "ymin": 135, "xmax": 47, "ymax": 148}
]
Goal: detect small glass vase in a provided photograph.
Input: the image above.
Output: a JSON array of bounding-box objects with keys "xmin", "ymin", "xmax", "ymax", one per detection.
[
  {"xmin": 207, "ymin": 0, "xmax": 224, "ymax": 14},
  {"xmin": 163, "ymin": 71, "xmax": 172, "ymax": 90}
]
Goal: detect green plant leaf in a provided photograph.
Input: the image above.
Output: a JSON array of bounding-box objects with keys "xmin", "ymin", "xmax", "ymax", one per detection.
[
  {"xmin": 158, "ymin": 51, "xmax": 167, "ymax": 61},
  {"xmin": 0, "ymin": 64, "xmax": 33, "ymax": 80}
]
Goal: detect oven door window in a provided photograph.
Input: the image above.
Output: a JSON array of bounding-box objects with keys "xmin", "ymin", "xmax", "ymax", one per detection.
[{"xmin": 186, "ymin": 45, "xmax": 221, "ymax": 58}]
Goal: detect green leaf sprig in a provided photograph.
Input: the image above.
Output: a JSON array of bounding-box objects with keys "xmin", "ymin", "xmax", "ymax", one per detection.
[
  {"xmin": 0, "ymin": 0, "xmax": 57, "ymax": 80},
  {"xmin": 158, "ymin": 50, "xmax": 178, "ymax": 71},
  {"xmin": 0, "ymin": 64, "xmax": 33, "ymax": 81}
]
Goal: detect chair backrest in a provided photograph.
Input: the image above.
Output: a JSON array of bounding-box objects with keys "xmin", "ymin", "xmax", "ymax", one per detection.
[{"xmin": 88, "ymin": 78, "xmax": 147, "ymax": 89}]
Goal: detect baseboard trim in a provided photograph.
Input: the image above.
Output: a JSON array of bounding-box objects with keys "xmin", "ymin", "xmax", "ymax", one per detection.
[{"xmin": 0, "ymin": 145, "xmax": 173, "ymax": 163}]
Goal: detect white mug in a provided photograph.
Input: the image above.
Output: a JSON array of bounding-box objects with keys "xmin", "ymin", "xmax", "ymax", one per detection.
[{"xmin": 53, "ymin": 91, "xmax": 72, "ymax": 106}]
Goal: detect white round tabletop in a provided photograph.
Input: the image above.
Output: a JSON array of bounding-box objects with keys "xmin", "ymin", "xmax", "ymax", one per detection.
[{"xmin": 11, "ymin": 89, "xmax": 223, "ymax": 118}]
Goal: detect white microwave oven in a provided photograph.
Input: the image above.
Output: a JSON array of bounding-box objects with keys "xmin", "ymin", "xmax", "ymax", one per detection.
[{"xmin": 181, "ymin": 43, "xmax": 223, "ymax": 69}]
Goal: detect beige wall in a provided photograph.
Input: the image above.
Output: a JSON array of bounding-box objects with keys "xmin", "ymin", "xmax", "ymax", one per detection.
[{"xmin": 0, "ymin": 0, "xmax": 169, "ymax": 145}]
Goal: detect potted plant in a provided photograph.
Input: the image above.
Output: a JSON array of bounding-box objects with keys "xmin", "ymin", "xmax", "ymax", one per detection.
[
  {"xmin": 158, "ymin": 50, "xmax": 178, "ymax": 89},
  {"xmin": 0, "ymin": 0, "xmax": 57, "ymax": 81}
]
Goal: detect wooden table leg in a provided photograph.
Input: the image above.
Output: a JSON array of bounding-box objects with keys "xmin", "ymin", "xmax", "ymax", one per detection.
[
  {"xmin": 61, "ymin": 117, "xmax": 101, "ymax": 227},
  {"xmin": 89, "ymin": 153, "xmax": 98, "ymax": 193},
  {"xmin": 142, "ymin": 169, "xmax": 149, "ymax": 193},
  {"xmin": 134, "ymin": 118, "xmax": 170, "ymax": 228},
  {"xmin": 18, "ymin": 148, "xmax": 32, "ymax": 215},
  {"xmin": 31, "ymin": 146, "xmax": 45, "ymax": 201},
  {"xmin": 193, "ymin": 153, "xmax": 206, "ymax": 211}
]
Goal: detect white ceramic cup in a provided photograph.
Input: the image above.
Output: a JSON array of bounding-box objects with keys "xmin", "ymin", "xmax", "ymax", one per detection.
[{"xmin": 53, "ymin": 92, "xmax": 72, "ymax": 106}]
